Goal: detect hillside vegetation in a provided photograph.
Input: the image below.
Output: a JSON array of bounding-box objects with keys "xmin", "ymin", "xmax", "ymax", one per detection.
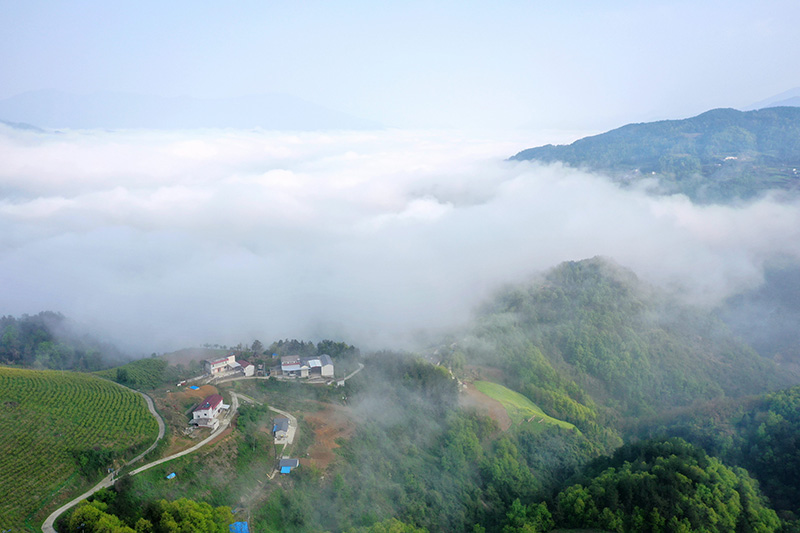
[
  {"xmin": 0, "ymin": 367, "xmax": 158, "ymax": 531},
  {"xmin": 511, "ymin": 107, "xmax": 800, "ymax": 202},
  {"xmin": 462, "ymin": 257, "xmax": 792, "ymax": 424},
  {"xmin": 0, "ymin": 312, "xmax": 125, "ymax": 371}
]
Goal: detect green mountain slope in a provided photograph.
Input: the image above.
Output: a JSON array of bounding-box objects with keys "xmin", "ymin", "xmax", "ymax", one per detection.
[
  {"xmin": 0, "ymin": 367, "xmax": 158, "ymax": 531},
  {"xmin": 461, "ymin": 257, "xmax": 795, "ymax": 422},
  {"xmin": 511, "ymin": 107, "xmax": 800, "ymax": 202},
  {"xmin": 636, "ymin": 385, "xmax": 800, "ymax": 517}
]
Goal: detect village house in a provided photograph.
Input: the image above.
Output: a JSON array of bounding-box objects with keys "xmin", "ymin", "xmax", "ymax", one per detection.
[
  {"xmin": 190, "ymin": 393, "xmax": 224, "ymax": 430},
  {"xmin": 279, "ymin": 458, "xmax": 299, "ymax": 474},
  {"xmin": 272, "ymin": 417, "xmax": 290, "ymax": 440},
  {"xmin": 204, "ymin": 354, "xmax": 236, "ymax": 375},
  {"xmin": 280, "ymin": 354, "xmax": 334, "ymax": 378},
  {"xmin": 239, "ymin": 359, "xmax": 255, "ymax": 377},
  {"xmin": 204, "ymin": 354, "xmax": 256, "ymax": 377}
]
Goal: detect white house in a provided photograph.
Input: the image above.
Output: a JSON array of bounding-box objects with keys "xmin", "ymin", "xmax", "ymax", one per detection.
[
  {"xmin": 281, "ymin": 354, "xmax": 334, "ymax": 378},
  {"xmin": 204, "ymin": 354, "xmax": 237, "ymax": 375},
  {"xmin": 190, "ymin": 394, "xmax": 224, "ymax": 430},
  {"xmin": 239, "ymin": 360, "xmax": 255, "ymax": 377}
]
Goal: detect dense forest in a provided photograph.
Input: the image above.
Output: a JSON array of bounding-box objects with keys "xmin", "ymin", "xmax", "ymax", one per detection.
[
  {"xmin": 0, "ymin": 311, "xmax": 126, "ymax": 370},
  {"xmin": 511, "ymin": 106, "xmax": 800, "ymax": 202}
]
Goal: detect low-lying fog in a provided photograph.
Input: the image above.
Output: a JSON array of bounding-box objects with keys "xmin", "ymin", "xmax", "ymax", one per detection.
[{"xmin": 3, "ymin": 125, "xmax": 800, "ymax": 353}]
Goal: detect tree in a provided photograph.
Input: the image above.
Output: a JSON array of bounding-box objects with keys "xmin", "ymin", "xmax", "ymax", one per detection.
[{"xmin": 251, "ymin": 339, "xmax": 264, "ymax": 356}]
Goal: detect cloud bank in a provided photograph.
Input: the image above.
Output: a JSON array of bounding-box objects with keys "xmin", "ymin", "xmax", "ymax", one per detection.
[{"xmin": 2, "ymin": 125, "xmax": 800, "ymax": 354}]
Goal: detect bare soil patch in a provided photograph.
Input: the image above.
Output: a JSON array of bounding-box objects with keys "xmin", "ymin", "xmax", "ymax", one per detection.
[
  {"xmin": 460, "ymin": 382, "xmax": 512, "ymax": 431},
  {"xmin": 305, "ymin": 403, "xmax": 356, "ymax": 469}
]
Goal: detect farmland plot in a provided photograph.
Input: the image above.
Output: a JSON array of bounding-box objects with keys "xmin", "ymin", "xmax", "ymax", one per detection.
[{"xmin": 0, "ymin": 367, "xmax": 158, "ymax": 531}]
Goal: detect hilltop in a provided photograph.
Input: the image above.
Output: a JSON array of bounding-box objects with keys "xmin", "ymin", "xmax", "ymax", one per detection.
[
  {"xmin": 460, "ymin": 257, "xmax": 795, "ymax": 420},
  {"xmin": 511, "ymin": 107, "xmax": 800, "ymax": 202}
]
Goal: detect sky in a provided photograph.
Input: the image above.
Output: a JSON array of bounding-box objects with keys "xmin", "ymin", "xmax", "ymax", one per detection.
[
  {"xmin": 1, "ymin": 1, "xmax": 799, "ymax": 130},
  {"xmin": 2, "ymin": 2, "xmax": 800, "ymax": 354},
  {"xmin": 4, "ymin": 125, "xmax": 800, "ymax": 353}
]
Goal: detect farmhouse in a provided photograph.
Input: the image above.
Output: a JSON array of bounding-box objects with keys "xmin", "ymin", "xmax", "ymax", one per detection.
[
  {"xmin": 190, "ymin": 394, "xmax": 224, "ymax": 430},
  {"xmin": 279, "ymin": 458, "xmax": 299, "ymax": 474},
  {"xmin": 273, "ymin": 417, "xmax": 290, "ymax": 440},
  {"xmin": 204, "ymin": 354, "xmax": 257, "ymax": 377},
  {"xmin": 205, "ymin": 354, "xmax": 236, "ymax": 375},
  {"xmin": 239, "ymin": 359, "xmax": 255, "ymax": 377},
  {"xmin": 280, "ymin": 354, "xmax": 334, "ymax": 378}
]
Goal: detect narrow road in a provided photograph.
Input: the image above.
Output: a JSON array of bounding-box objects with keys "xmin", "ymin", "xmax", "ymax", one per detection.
[
  {"xmin": 233, "ymin": 392, "xmax": 298, "ymax": 479},
  {"xmin": 130, "ymin": 391, "xmax": 239, "ymax": 476},
  {"xmin": 42, "ymin": 390, "xmax": 166, "ymax": 533},
  {"xmin": 41, "ymin": 386, "xmax": 298, "ymax": 531}
]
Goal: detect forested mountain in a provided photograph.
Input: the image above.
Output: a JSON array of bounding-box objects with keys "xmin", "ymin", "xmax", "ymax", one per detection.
[
  {"xmin": 0, "ymin": 312, "xmax": 126, "ymax": 370},
  {"xmin": 459, "ymin": 257, "xmax": 794, "ymax": 420},
  {"xmin": 511, "ymin": 107, "xmax": 800, "ymax": 202}
]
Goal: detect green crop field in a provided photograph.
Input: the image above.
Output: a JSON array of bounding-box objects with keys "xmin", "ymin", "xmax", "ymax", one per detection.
[
  {"xmin": 95, "ymin": 357, "xmax": 169, "ymax": 390},
  {"xmin": 0, "ymin": 367, "xmax": 159, "ymax": 531},
  {"xmin": 474, "ymin": 380, "xmax": 578, "ymax": 432}
]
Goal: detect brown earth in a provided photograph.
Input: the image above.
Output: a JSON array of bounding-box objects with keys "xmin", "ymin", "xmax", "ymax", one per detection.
[
  {"xmin": 304, "ymin": 403, "xmax": 356, "ymax": 469},
  {"xmin": 157, "ymin": 385, "xmax": 220, "ymax": 455},
  {"xmin": 460, "ymin": 382, "xmax": 512, "ymax": 431}
]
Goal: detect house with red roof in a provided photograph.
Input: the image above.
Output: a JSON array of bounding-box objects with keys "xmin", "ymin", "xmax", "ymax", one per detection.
[{"xmin": 190, "ymin": 394, "xmax": 224, "ymax": 430}]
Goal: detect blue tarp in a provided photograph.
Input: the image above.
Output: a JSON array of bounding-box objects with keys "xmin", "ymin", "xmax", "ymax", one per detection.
[
  {"xmin": 229, "ymin": 522, "xmax": 250, "ymax": 533},
  {"xmin": 281, "ymin": 466, "xmax": 292, "ymax": 474},
  {"xmin": 189, "ymin": 385, "xmax": 199, "ymax": 390},
  {"xmin": 166, "ymin": 472, "xmax": 176, "ymax": 479}
]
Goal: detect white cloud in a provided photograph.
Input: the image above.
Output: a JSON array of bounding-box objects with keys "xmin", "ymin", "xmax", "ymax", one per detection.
[{"xmin": 2, "ymin": 125, "xmax": 800, "ymax": 353}]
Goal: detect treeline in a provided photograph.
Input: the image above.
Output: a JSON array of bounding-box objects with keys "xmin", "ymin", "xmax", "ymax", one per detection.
[
  {"xmin": 265, "ymin": 338, "xmax": 360, "ymax": 360},
  {"xmin": 0, "ymin": 311, "xmax": 125, "ymax": 370}
]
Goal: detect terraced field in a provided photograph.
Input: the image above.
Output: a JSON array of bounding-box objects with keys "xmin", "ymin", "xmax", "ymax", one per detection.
[{"xmin": 0, "ymin": 367, "xmax": 158, "ymax": 531}]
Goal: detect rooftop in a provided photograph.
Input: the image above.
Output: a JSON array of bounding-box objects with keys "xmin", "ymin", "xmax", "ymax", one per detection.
[{"xmin": 193, "ymin": 394, "xmax": 223, "ymax": 412}]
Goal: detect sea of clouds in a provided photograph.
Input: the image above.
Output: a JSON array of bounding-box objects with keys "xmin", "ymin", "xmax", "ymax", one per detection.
[{"xmin": 3, "ymin": 125, "xmax": 800, "ymax": 353}]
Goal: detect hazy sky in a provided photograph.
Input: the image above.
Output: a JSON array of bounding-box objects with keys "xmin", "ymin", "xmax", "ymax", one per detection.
[
  {"xmin": 1, "ymin": 1, "xmax": 799, "ymax": 130},
  {"xmin": 3, "ymin": 2, "xmax": 800, "ymax": 354}
]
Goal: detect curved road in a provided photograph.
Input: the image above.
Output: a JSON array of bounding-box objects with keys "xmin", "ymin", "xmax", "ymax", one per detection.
[
  {"xmin": 42, "ymin": 390, "xmax": 166, "ymax": 533},
  {"xmin": 42, "ymin": 386, "xmax": 298, "ymax": 532}
]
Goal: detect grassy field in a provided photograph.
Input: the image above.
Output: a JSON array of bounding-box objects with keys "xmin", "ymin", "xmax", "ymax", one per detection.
[
  {"xmin": 474, "ymin": 380, "xmax": 577, "ymax": 432},
  {"xmin": 0, "ymin": 367, "xmax": 159, "ymax": 531}
]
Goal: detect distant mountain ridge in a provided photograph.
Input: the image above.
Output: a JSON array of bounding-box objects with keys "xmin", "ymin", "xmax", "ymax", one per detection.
[
  {"xmin": 511, "ymin": 107, "xmax": 800, "ymax": 202},
  {"xmin": 0, "ymin": 90, "xmax": 382, "ymax": 131}
]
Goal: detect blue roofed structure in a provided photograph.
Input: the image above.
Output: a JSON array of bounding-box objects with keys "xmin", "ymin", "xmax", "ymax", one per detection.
[
  {"xmin": 229, "ymin": 522, "xmax": 250, "ymax": 533},
  {"xmin": 279, "ymin": 458, "xmax": 299, "ymax": 474}
]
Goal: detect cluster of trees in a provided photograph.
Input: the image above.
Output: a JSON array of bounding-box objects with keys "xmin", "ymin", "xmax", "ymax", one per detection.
[
  {"xmin": 265, "ymin": 338, "xmax": 360, "ymax": 360},
  {"xmin": 66, "ymin": 496, "xmax": 234, "ymax": 532},
  {"xmin": 511, "ymin": 106, "xmax": 800, "ymax": 202},
  {"xmin": 637, "ymin": 385, "xmax": 800, "ymax": 520},
  {"xmin": 0, "ymin": 312, "xmax": 124, "ymax": 370},
  {"xmin": 552, "ymin": 439, "xmax": 781, "ymax": 532}
]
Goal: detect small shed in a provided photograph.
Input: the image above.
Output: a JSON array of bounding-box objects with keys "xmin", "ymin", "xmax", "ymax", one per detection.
[{"xmin": 279, "ymin": 458, "xmax": 299, "ymax": 474}]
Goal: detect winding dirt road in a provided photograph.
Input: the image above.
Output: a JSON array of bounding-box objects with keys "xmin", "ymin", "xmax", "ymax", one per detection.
[{"xmin": 41, "ymin": 390, "xmax": 165, "ymax": 533}]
